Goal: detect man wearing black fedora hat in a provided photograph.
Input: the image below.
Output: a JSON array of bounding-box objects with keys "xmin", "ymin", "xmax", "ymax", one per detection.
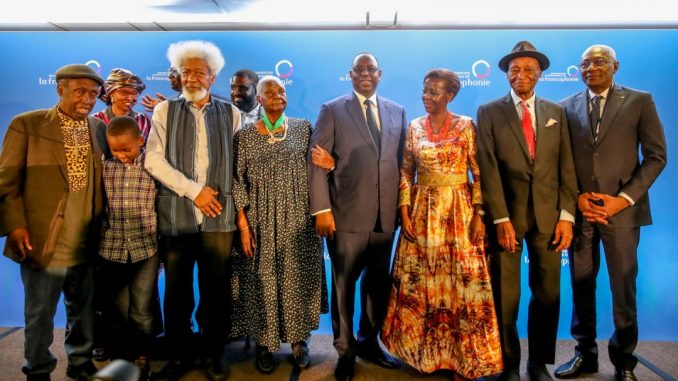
[
  {"xmin": 0, "ymin": 63, "xmax": 109, "ymax": 381},
  {"xmin": 476, "ymin": 41, "xmax": 578, "ymax": 381}
]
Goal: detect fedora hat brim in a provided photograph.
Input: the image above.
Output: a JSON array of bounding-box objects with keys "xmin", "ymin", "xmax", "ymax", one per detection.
[{"xmin": 498, "ymin": 51, "xmax": 550, "ymax": 72}]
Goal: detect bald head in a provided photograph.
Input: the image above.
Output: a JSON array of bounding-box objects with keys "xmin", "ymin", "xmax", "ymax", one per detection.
[{"xmin": 581, "ymin": 44, "xmax": 617, "ymax": 61}]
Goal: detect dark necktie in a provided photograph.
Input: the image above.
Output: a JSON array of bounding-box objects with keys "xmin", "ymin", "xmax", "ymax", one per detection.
[
  {"xmin": 520, "ymin": 101, "xmax": 536, "ymax": 159},
  {"xmin": 364, "ymin": 99, "xmax": 381, "ymax": 152},
  {"xmin": 590, "ymin": 95, "xmax": 601, "ymax": 140}
]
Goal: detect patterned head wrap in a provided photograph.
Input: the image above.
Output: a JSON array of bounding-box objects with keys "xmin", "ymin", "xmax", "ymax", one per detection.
[{"xmin": 99, "ymin": 68, "xmax": 146, "ymax": 105}]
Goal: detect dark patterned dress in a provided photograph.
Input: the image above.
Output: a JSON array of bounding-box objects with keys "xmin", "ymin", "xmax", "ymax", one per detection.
[
  {"xmin": 381, "ymin": 114, "xmax": 503, "ymax": 378},
  {"xmin": 231, "ymin": 117, "xmax": 328, "ymax": 351}
]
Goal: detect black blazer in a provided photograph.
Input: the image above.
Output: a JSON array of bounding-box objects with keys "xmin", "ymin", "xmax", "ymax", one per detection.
[
  {"xmin": 477, "ymin": 93, "xmax": 577, "ymax": 234},
  {"xmin": 560, "ymin": 84, "xmax": 667, "ymax": 228}
]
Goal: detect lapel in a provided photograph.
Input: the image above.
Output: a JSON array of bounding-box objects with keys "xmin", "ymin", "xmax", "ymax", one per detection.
[
  {"xmin": 88, "ymin": 116, "xmax": 104, "ymax": 162},
  {"xmin": 345, "ymin": 93, "xmax": 379, "ymax": 158},
  {"xmin": 499, "ymin": 93, "xmax": 531, "ymax": 161},
  {"xmin": 376, "ymin": 95, "xmax": 393, "ymax": 154},
  {"xmin": 534, "ymin": 97, "xmax": 547, "ymax": 159},
  {"xmin": 596, "ymin": 84, "xmax": 628, "ymax": 144},
  {"xmin": 44, "ymin": 107, "xmax": 68, "ymax": 181},
  {"xmin": 573, "ymin": 90, "xmax": 595, "ymax": 145}
]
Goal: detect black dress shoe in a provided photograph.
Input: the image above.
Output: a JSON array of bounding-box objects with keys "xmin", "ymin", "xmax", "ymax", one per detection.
[
  {"xmin": 527, "ymin": 360, "xmax": 553, "ymax": 381},
  {"xmin": 614, "ymin": 368, "xmax": 638, "ymax": 381},
  {"xmin": 26, "ymin": 374, "xmax": 51, "ymax": 381},
  {"xmin": 292, "ymin": 341, "xmax": 310, "ymax": 368},
  {"xmin": 202, "ymin": 357, "xmax": 227, "ymax": 381},
  {"xmin": 334, "ymin": 356, "xmax": 355, "ymax": 381},
  {"xmin": 555, "ymin": 354, "xmax": 598, "ymax": 379},
  {"xmin": 255, "ymin": 345, "xmax": 275, "ymax": 374},
  {"xmin": 497, "ymin": 369, "xmax": 520, "ymax": 381},
  {"xmin": 66, "ymin": 361, "xmax": 98, "ymax": 381},
  {"xmin": 356, "ymin": 345, "xmax": 399, "ymax": 369},
  {"xmin": 150, "ymin": 360, "xmax": 191, "ymax": 381}
]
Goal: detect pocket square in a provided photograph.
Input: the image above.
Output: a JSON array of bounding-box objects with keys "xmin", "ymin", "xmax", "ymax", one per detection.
[{"xmin": 545, "ymin": 118, "xmax": 558, "ymax": 127}]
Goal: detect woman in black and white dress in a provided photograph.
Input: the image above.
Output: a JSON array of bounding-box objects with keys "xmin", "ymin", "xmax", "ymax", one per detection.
[{"xmin": 231, "ymin": 75, "xmax": 328, "ymax": 374}]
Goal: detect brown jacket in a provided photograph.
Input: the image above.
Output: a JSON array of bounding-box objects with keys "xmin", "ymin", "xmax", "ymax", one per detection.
[{"xmin": 0, "ymin": 106, "xmax": 106, "ymax": 268}]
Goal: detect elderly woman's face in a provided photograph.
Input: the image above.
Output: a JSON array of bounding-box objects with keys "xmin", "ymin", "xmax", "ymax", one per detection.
[
  {"xmin": 258, "ymin": 82, "xmax": 287, "ymax": 113},
  {"xmin": 110, "ymin": 87, "xmax": 140, "ymax": 113},
  {"xmin": 422, "ymin": 78, "xmax": 453, "ymax": 115}
]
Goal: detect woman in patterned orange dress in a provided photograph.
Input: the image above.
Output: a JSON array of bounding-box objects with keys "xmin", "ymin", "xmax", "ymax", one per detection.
[{"xmin": 381, "ymin": 69, "xmax": 503, "ymax": 380}]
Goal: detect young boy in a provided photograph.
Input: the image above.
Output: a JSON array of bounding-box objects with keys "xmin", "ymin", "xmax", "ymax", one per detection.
[{"xmin": 98, "ymin": 115, "xmax": 158, "ymax": 378}]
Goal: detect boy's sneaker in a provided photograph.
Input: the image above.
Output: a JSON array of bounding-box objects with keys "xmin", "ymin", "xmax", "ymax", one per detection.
[
  {"xmin": 93, "ymin": 347, "xmax": 108, "ymax": 362},
  {"xmin": 134, "ymin": 356, "xmax": 151, "ymax": 381}
]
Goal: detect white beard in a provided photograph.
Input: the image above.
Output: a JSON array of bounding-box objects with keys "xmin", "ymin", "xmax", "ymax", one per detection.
[{"xmin": 183, "ymin": 87, "xmax": 209, "ymax": 104}]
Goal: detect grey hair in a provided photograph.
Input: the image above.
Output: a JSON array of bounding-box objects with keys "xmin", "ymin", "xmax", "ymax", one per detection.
[
  {"xmin": 167, "ymin": 40, "xmax": 225, "ymax": 76},
  {"xmin": 256, "ymin": 75, "xmax": 285, "ymax": 96}
]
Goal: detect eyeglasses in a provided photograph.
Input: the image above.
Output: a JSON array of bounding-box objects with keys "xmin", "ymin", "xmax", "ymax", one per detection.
[
  {"xmin": 352, "ymin": 66, "xmax": 379, "ymax": 75},
  {"xmin": 580, "ymin": 58, "xmax": 612, "ymax": 70},
  {"xmin": 264, "ymin": 89, "xmax": 286, "ymax": 98},
  {"xmin": 115, "ymin": 89, "xmax": 140, "ymax": 98}
]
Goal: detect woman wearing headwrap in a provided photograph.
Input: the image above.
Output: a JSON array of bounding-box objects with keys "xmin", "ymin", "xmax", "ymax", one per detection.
[{"xmin": 93, "ymin": 68, "xmax": 152, "ymax": 141}]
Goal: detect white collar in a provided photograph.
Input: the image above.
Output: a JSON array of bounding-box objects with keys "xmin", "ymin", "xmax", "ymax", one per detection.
[
  {"xmin": 510, "ymin": 89, "xmax": 536, "ymax": 107},
  {"xmin": 354, "ymin": 91, "xmax": 378, "ymax": 106},
  {"xmin": 588, "ymin": 84, "xmax": 612, "ymax": 99}
]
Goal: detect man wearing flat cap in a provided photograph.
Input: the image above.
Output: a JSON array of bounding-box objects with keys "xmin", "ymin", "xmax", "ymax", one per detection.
[
  {"xmin": 0, "ymin": 63, "xmax": 108, "ymax": 381},
  {"xmin": 476, "ymin": 41, "xmax": 578, "ymax": 381}
]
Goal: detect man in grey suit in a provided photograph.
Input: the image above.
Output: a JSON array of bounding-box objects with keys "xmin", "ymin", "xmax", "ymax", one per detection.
[
  {"xmin": 477, "ymin": 41, "xmax": 578, "ymax": 381},
  {"xmin": 554, "ymin": 45, "xmax": 667, "ymax": 381},
  {"xmin": 308, "ymin": 52, "xmax": 406, "ymax": 381}
]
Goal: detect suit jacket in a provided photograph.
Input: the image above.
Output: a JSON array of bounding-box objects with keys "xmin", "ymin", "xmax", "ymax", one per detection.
[
  {"xmin": 308, "ymin": 92, "xmax": 407, "ymax": 233},
  {"xmin": 477, "ymin": 93, "xmax": 577, "ymax": 234},
  {"xmin": 0, "ymin": 106, "xmax": 107, "ymax": 268},
  {"xmin": 561, "ymin": 84, "xmax": 667, "ymax": 228}
]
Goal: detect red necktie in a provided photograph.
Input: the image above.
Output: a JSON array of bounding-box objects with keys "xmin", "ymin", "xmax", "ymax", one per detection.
[{"xmin": 520, "ymin": 101, "xmax": 536, "ymax": 159}]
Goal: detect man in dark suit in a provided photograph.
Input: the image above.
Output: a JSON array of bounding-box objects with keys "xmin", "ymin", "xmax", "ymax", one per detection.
[
  {"xmin": 554, "ymin": 44, "xmax": 667, "ymax": 381},
  {"xmin": 477, "ymin": 41, "xmax": 578, "ymax": 381},
  {"xmin": 308, "ymin": 52, "xmax": 407, "ymax": 381}
]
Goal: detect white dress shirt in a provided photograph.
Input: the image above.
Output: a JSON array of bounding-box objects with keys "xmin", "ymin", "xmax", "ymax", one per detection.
[
  {"xmin": 145, "ymin": 97, "xmax": 241, "ymax": 224},
  {"xmin": 493, "ymin": 91, "xmax": 574, "ymax": 224},
  {"xmin": 588, "ymin": 84, "xmax": 634, "ymax": 206}
]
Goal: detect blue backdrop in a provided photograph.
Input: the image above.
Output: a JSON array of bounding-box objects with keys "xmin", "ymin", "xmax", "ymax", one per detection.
[{"xmin": 0, "ymin": 30, "xmax": 676, "ymax": 341}]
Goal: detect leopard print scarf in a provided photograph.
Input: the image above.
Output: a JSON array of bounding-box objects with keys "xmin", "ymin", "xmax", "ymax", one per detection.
[{"xmin": 57, "ymin": 109, "xmax": 91, "ymax": 192}]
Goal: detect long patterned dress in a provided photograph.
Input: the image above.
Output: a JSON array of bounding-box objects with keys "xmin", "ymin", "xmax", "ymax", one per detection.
[
  {"xmin": 231, "ymin": 117, "xmax": 328, "ymax": 351},
  {"xmin": 381, "ymin": 113, "xmax": 503, "ymax": 378}
]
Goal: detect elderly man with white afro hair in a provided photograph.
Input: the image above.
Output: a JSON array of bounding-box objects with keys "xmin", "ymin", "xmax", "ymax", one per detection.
[
  {"xmin": 145, "ymin": 39, "xmax": 241, "ymax": 381},
  {"xmin": 167, "ymin": 39, "xmax": 225, "ymax": 76}
]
